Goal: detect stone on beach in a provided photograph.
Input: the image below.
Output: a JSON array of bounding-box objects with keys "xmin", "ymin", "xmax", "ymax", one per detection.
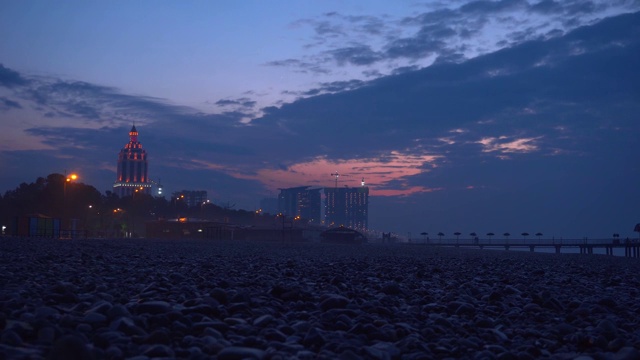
[{"xmin": 1, "ymin": 237, "xmax": 640, "ymax": 359}]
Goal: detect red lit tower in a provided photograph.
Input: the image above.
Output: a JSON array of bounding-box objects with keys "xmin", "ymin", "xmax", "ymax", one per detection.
[{"xmin": 113, "ymin": 125, "xmax": 151, "ymax": 197}]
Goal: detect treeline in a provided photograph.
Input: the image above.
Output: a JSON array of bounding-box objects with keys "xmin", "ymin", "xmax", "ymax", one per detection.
[{"xmin": 0, "ymin": 173, "xmax": 272, "ymax": 237}]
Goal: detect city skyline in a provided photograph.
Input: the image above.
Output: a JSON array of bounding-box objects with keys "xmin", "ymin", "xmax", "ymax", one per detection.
[{"xmin": 1, "ymin": 1, "xmax": 639, "ymax": 239}]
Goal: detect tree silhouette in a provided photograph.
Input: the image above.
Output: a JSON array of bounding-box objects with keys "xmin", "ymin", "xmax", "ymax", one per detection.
[
  {"xmin": 535, "ymin": 232, "xmax": 543, "ymax": 240},
  {"xmin": 454, "ymin": 232, "xmax": 461, "ymax": 240},
  {"xmin": 437, "ymin": 232, "xmax": 444, "ymax": 241},
  {"xmin": 486, "ymin": 232, "xmax": 494, "ymax": 242},
  {"xmin": 420, "ymin": 232, "xmax": 428, "ymax": 243},
  {"xmin": 522, "ymin": 232, "xmax": 529, "ymax": 240},
  {"xmin": 504, "ymin": 232, "xmax": 510, "ymax": 242}
]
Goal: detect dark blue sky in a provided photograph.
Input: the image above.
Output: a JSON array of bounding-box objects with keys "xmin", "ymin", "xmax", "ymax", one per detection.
[{"xmin": 1, "ymin": 1, "xmax": 639, "ymax": 239}]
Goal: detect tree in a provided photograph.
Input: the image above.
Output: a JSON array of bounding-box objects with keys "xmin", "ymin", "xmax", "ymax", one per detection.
[
  {"xmin": 420, "ymin": 232, "xmax": 428, "ymax": 243},
  {"xmin": 522, "ymin": 232, "xmax": 529, "ymax": 240},
  {"xmin": 504, "ymin": 232, "xmax": 510, "ymax": 242},
  {"xmin": 454, "ymin": 232, "xmax": 461, "ymax": 240},
  {"xmin": 437, "ymin": 232, "xmax": 444, "ymax": 241},
  {"xmin": 535, "ymin": 232, "xmax": 543, "ymax": 240},
  {"xmin": 486, "ymin": 232, "xmax": 494, "ymax": 242}
]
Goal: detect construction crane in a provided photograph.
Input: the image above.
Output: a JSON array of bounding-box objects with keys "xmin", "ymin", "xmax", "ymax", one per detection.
[
  {"xmin": 331, "ymin": 171, "xmax": 350, "ymax": 188},
  {"xmin": 331, "ymin": 172, "xmax": 339, "ymax": 188}
]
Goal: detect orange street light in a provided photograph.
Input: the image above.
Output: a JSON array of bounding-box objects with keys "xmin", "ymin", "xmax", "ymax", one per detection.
[{"xmin": 62, "ymin": 172, "xmax": 79, "ymax": 238}]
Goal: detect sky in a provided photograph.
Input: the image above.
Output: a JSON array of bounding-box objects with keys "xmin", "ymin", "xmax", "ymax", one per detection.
[{"xmin": 1, "ymin": 0, "xmax": 639, "ymax": 240}]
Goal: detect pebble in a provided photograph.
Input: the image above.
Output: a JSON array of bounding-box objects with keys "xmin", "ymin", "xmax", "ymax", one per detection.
[
  {"xmin": 1, "ymin": 238, "xmax": 640, "ymax": 359},
  {"xmin": 217, "ymin": 346, "xmax": 266, "ymax": 360},
  {"xmin": 320, "ymin": 294, "xmax": 350, "ymax": 311}
]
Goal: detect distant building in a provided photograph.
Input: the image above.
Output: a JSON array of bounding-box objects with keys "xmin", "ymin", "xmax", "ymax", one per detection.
[
  {"xmin": 172, "ymin": 190, "xmax": 208, "ymax": 208},
  {"xmin": 113, "ymin": 125, "xmax": 152, "ymax": 197},
  {"xmin": 324, "ymin": 185, "xmax": 369, "ymax": 231},
  {"xmin": 278, "ymin": 186, "xmax": 321, "ymax": 223}
]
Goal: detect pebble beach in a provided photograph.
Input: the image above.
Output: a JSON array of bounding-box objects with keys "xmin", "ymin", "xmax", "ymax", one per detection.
[{"xmin": 1, "ymin": 238, "xmax": 639, "ymax": 360}]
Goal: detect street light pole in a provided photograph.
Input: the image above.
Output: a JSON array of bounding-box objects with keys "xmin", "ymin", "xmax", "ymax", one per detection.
[
  {"xmin": 132, "ymin": 186, "xmax": 144, "ymax": 238},
  {"xmin": 62, "ymin": 172, "xmax": 78, "ymax": 238}
]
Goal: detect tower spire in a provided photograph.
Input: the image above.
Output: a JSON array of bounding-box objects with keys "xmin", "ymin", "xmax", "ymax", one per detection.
[{"xmin": 129, "ymin": 124, "xmax": 139, "ymax": 143}]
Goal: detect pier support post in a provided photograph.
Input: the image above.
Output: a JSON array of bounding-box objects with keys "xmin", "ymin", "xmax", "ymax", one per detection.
[
  {"xmin": 529, "ymin": 245, "xmax": 535, "ymax": 252},
  {"xmin": 555, "ymin": 245, "xmax": 561, "ymax": 254}
]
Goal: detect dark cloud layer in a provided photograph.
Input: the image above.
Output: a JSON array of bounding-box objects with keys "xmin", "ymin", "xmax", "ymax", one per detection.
[{"xmin": 0, "ymin": 64, "xmax": 28, "ymax": 87}]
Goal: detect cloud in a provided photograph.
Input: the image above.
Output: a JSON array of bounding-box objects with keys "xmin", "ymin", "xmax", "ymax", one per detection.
[
  {"xmin": 264, "ymin": 58, "xmax": 331, "ymax": 74},
  {"xmin": 273, "ymin": 0, "xmax": 640, "ymax": 77},
  {"xmin": 301, "ymin": 79, "xmax": 366, "ymax": 96},
  {"xmin": 0, "ymin": 64, "xmax": 29, "ymax": 88},
  {"xmin": 477, "ymin": 136, "xmax": 540, "ymax": 155},
  {"xmin": 325, "ymin": 45, "xmax": 381, "ymax": 66},
  {"xmin": 0, "ymin": 97, "xmax": 22, "ymax": 110},
  {"xmin": 459, "ymin": 0, "xmax": 528, "ymax": 14},
  {"xmin": 214, "ymin": 97, "xmax": 257, "ymax": 110}
]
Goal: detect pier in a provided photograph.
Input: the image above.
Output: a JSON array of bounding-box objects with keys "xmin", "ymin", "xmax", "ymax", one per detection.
[{"xmin": 410, "ymin": 238, "xmax": 640, "ymax": 258}]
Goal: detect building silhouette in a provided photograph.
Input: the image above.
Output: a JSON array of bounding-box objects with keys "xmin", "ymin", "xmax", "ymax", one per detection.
[
  {"xmin": 173, "ymin": 190, "xmax": 208, "ymax": 208},
  {"xmin": 113, "ymin": 125, "xmax": 151, "ymax": 197},
  {"xmin": 324, "ymin": 185, "xmax": 369, "ymax": 231},
  {"xmin": 278, "ymin": 186, "xmax": 321, "ymax": 223}
]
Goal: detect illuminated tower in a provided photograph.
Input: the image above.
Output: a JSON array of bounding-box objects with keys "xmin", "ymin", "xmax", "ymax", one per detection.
[{"xmin": 113, "ymin": 125, "xmax": 151, "ymax": 197}]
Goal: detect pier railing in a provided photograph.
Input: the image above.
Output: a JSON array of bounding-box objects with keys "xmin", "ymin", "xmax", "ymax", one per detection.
[{"xmin": 409, "ymin": 238, "xmax": 640, "ymax": 257}]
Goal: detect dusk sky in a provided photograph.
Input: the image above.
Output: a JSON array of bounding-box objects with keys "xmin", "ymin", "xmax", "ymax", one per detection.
[{"xmin": 1, "ymin": 0, "xmax": 639, "ymax": 239}]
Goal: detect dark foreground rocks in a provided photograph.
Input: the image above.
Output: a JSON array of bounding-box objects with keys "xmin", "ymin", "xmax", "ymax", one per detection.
[{"xmin": 1, "ymin": 238, "xmax": 639, "ymax": 359}]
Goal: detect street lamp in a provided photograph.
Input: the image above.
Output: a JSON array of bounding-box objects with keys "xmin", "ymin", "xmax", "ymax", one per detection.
[
  {"xmin": 113, "ymin": 208, "xmax": 126, "ymax": 237},
  {"xmin": 200, "ymin": 200, "xmax": 210, "ymax": 219},
  {"xmin": 173, "ymin": 194, "xmax": 185, "ymax": 218},
  {"xmin": 63, "ymin": 172, "xmax": 78, "ymax": 238},
  {"xmin": 85, "ymin": 205, "xmax": 93, "ymax": 238},
  {"xmin": 131, "ymin": 186, "xmax": 144, "ymax": 238}
]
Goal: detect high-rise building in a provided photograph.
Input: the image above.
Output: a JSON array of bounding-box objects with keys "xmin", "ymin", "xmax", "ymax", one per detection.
[
  {"xmin": 113, "ymin": 125, "xmax": 151, "ymax": 197},
  {"xmin": 324, "ymin": 185, "xmax": 369, "ymax": 231},
  {"xmin": 278, "ymin": 186, "xmax": 321, "ymax": 223},
  {"xmin": 173, "ymin": 190, "xmax": 208, "ymax": 208}
]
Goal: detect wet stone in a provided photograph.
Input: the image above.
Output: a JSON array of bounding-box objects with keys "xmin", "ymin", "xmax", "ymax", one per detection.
[
  {"xmin": 320, "ymin": 294, "xmax": 350, "ymax": 311},
  {"xmin": 137, "ymin": 300, "xmax": 172, "ymax": 314},
  {"xmin": 143, "ymin": 343, "xmax": 175, "ymax": 358},
  {"xmin": 217, "ymin": 346, "xmax": 266, "ymax": 360},
  {"xmin": 49, "ymin": 334, "xmax": 94, "ymax": 360}
]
